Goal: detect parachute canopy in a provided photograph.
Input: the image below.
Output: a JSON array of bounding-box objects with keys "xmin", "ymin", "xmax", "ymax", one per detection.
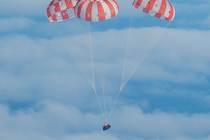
[
  {"xmin": 46, "ymin": 0, "xmax": 78, "ymax": 22},
  {"xmin": 75, "ymin": 0, "xmax": 119, "ymax": 22},
  {"xmin": 132, "ymin": 0, "xmax": 175, "ymax": 21}
]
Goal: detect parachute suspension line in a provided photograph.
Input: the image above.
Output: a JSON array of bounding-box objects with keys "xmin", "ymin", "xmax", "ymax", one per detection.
[
  {"xmin": 68, "ymin": 55, "xmax": 95, "ymax": 88},
  {"xmin": 95, "ymin": 17, "xmax": 118, "ymax": 91},
  {"xmin": 66, "ymin": 22, "xmax": 96, "ymax": 90},
  {"xmin": 103, "ymin": 89, "xmax": 107, "ymax": 122},
  {"xmin": 88, "ymin": 22, "xmax": 96, "ymax": 91},
  {"xmin": 119, "ymin": 22, "xmax": 171, "ymax": 92},
  {"xmin": 107, "ymin": 21, "xmax": 171, "ymax": 122},
  {"xmin": 93, "ymin": 18, "xmax": 119, "ymax": 121},
  {"xmin": 95, "ymin": 66, "xmax": 109, "ymax": 92},
  {"xmin": 107, "ymin": 90, "xmax": 121, "ymax": 123},
  {"xmin": 94, "ymin": 89, "xmax": 105, "ymax": 116},
  {"xmin": 94, "ymin": 60, "xmax": 108, "ymax": 120},
  {"xmin": 65, "ymin": 47, "xmax": 95, "ymax": 90},
  {"xmin": 106, "ymin": 15, "xmax": 133, "ymax": 123},
  {"xmin": 102, "ymin": 18, "xmax": 119, "ymax": 122},
  {"xmin": 94, "ymin": 65, "xmax": 108, "ymax": 119},
  {"xmin": 88, "ymin": 22, "xmax": 105, "ymax": 117},
  {"xmin": 120, "ymin": 13, "xmax": 133, "ymax": 92}
]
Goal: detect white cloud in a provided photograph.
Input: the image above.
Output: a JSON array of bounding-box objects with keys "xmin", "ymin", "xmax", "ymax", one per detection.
[
  {"xmin": 1, "ymin": 26, "xmax": 210, "ymax": 102},
  {"xmin": 0, "ymin": 17, "xmax": 34, "ymax": 33},
  {"xmin": 63, "ymin": 133, "xmax": 120, "ymax": 140},
  {"xmin": 0, "ymin": 101, "xmax": 210, "ymax": 140}
]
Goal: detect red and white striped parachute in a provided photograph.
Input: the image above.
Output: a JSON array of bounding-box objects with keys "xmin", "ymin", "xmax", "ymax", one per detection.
[
  {"xmin": 46, "ymin": 0, "xmax": 175, "ymax": 22},
  {"xmin": 46, "ymin": 0, "xmax": 119, "ymax": 22},
  {"xmin": 132, "ymin": 0, "xmax": 175, "ymax": 21},
  {"xmin": 46, "ymin": 0, "xmax": 78, "ymax": 22},
  {"xmin": 75, "ymin": 0, "xmax": 119, "ymax": 22}
]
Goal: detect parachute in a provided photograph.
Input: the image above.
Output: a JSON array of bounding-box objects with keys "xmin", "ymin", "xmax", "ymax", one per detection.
[
  {"xmin": 46, "ymin": 0, "xmax": 175, "ymax": 130},
  {"xmin": 46, "ymin": 0, "xmax": 78, "ymax": 22},
  {"xmin": 75, "ymin": 0, "xmax": 119, "ymax": 22},
  {"xmin": 47, "ymin": 0, "xmax": 119, "ymax": 22},
  {"xmin": 132, "ymin": 0, "xmax": 175, "ymax": 21},
  {"xmin": 119, "ymin": 0, "xmax": 175, "ymax": 93}
]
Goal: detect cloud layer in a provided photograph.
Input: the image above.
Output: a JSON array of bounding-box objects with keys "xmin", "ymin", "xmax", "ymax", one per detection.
[{"xmin": 1, "ymin": 101, "xmax": 210, "ymax": 140}]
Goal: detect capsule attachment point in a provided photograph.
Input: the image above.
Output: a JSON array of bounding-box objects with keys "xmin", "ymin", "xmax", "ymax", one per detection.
[{"xmin": 103, "ymin": 123, "xmax": 111, "ymax": 130}]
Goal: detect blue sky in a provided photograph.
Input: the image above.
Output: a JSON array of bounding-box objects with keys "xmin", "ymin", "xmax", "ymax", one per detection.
[{"xmin": 1, "ymin": 0, "xmax": 210, "ymax": 139}]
